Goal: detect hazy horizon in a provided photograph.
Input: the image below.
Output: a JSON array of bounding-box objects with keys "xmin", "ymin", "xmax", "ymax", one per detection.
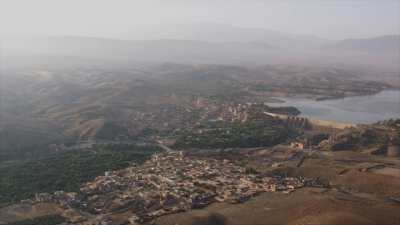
[{"xmin": 1, "ymin": 0, "xmax": 399, "ymax": 40}]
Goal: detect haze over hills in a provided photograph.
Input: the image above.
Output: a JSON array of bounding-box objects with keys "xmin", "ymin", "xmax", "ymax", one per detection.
[
  {"xmin": 126, "ymin": 23, "xmax": 329, "ymax": 48},
  {"xmin": 327, "ymin": 35, "xmax": 400, "ymax": 54},
  {"xmin": 0, "ymin": 62, "xmax": 394, "ymax": 153},
  {"xmin": 2, "ymin": 23, "xmax": 399, "ymax": 154},
  {"xmin": 1, "ymin": 1, "xmax": 400, "ymax": 224},
  {"xmin": 3, "ymin": 24, "xmax": 399, "ymax": 70}
]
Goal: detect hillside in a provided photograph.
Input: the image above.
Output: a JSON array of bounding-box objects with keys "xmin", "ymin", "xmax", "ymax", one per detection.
[
  {"xmin": 328, "ymin": 35, "xmax": 400, "ymax": 54},
  {"xmin": 3, "ymin": 32, "xmax": 400, "ymax": 69},
  {"xmin": 1, "ymin": 63, "xmax": 392, "ymax": 148},
  {"xmin": 128, "ymin": 23, "xmax": 328, "ymax": 48}
]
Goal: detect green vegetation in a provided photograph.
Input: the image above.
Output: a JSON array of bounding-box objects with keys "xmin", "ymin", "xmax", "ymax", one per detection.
[
  {"xmin": 329, "ymin": 120, "xmax": 400, "ymax": 151},
  {"xmin": 174, "ymin": 115, "xmax": 296, "ymax": 149},
  {"xmin": 95, "ymin": 122, "xmax": 130, "ymax": 140},
  {"xmin": 245, "ymin": 166, "xmax": 259, "ymax": 174},
  {"xmin": 0, "ymin": 126, "xmax": 69, "ymax": 163},
  {"xmin": 383, "ymin": 119, "xmax": 400, "ymax": 145},
  {"xmin": 0, "ymin": 145, "xmax": 161, "ymax": 206},
  {"xmin": 264, "ymin": 106, "xmax": 301, "ymax": 116},
  {"xmin": 308, "ymin": 133, "xmax": 330, "ymax": 146},
  {"xmin": 4, "ymin": 215, "xmax": 65, "ymax": 225}
]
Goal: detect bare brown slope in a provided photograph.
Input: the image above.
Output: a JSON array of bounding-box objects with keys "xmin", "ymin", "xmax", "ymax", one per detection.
[{"xmin": 155, "ymin": 188, "xmax": 400, "ymax": 225}]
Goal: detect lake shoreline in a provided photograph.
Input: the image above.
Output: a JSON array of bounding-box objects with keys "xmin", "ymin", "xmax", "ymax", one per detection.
[{"xmin": 267, "ymin": 90, "xmax": 400, "ymax": 124}]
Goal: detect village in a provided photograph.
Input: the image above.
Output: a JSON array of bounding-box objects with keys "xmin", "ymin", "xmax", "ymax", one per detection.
[{"xmin": 28, "ymin": 150, "xmax": 316, "ymax": 225}]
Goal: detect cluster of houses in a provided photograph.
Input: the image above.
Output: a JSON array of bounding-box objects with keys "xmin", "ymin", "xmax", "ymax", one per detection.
[{"xmin": 30, "ymin": 151, "xmax": 309, "ymax": 224}]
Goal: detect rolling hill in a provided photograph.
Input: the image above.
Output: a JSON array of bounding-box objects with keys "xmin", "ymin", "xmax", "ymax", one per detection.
[{"xmin": 327, "ymin": 35, "xmax": 400, "ymax": 54}]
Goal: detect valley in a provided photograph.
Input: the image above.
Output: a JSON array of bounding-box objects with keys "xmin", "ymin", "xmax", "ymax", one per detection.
[
  {"xmin": 1, "ymin": 62, "xmax": 399, "ymax": 225},
  {"xmin": 1, "ymin": 1, "xmax": 400, "ymax": 224}
]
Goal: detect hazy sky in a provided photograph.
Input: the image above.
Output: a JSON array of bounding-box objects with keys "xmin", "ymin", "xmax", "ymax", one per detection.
[{"xmin": 1, "ymin": 0, "xmax": 399, "ymax": 39}]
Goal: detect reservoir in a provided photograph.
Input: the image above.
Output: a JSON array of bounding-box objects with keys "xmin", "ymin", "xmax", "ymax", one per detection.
[{"xmin": 268, "ymin": 90, "xmax": 400, "ymax": 124}]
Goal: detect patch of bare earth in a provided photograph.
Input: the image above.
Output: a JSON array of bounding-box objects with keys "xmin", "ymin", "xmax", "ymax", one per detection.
[{"xmin": 155, "ymin": 188, "xmax": 400, "ymax": 225}]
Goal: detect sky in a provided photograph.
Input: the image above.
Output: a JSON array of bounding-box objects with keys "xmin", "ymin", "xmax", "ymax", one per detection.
[{"xmin": 1, "ymin": 0, "xmax": 399, "ymax": 40}]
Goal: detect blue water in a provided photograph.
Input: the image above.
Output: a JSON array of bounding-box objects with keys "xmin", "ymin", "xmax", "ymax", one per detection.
[{"xmin": 268, "ymin": 90, "xmax": 400, "ymax": 124}]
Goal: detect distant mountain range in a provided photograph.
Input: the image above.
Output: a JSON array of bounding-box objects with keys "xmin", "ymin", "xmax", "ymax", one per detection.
[
  {"xmin": 2, "ymin": 23, "xmax": 399, "ymax": 69},
  {"xmin": 327, "ymin": 35, "xmax": 400, "ymax": 54},
  {"xmin": 127, "ymin": 23, "xmax": 328, "ymax": 49}
]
